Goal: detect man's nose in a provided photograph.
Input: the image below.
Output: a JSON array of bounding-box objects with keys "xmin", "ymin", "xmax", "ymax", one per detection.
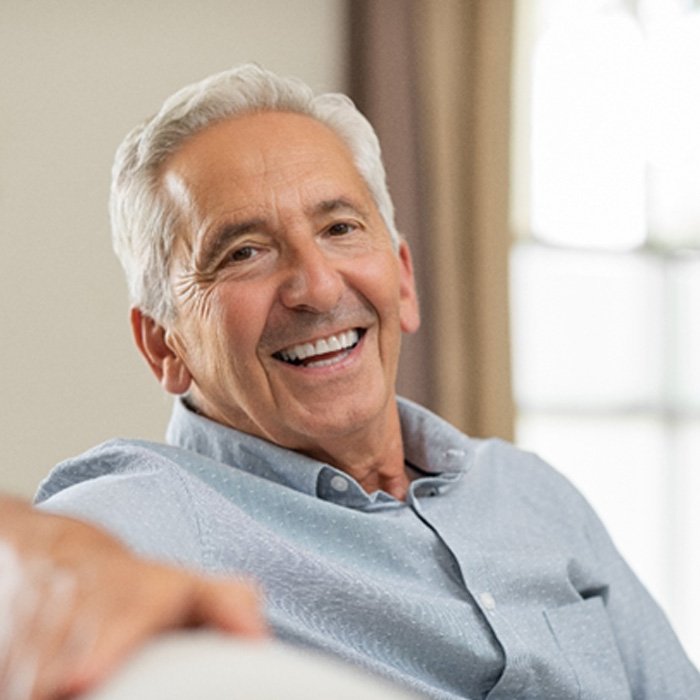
[{"xmin": 278, "ymin": 242, "xmax": 344, "ymax": 313}]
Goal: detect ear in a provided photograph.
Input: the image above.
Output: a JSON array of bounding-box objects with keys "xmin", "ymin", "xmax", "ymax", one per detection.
[
  {"xmin": 397, "ymin": 241, "xmax": 420, "ymax": 334},
  {"xmin": 130, "ymin": 308, "xmax": 192, "ymax": 395}
]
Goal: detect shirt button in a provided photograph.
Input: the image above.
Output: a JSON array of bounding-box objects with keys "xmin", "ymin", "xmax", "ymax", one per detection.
[
  {"xmin": 444, "ymin": 448, "xmax": 465, "ymax": 459},
  {"xmin": 330, "ymin": 475, "xmax": 349, "ymax": 492},
  {"xmin": 479, "ymin": 592, "xmax": 496, "ymax": 611}
]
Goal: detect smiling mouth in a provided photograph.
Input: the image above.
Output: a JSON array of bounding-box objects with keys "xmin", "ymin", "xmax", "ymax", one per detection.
[{"xmin": 273, "ymin": 328, "xmax": 364, "ymax": 367}]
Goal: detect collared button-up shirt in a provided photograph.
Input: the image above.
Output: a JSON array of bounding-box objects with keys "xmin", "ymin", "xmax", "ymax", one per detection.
[{"xmin": 36, "ymin": 398, "xmax": 700, "ymax": 699}]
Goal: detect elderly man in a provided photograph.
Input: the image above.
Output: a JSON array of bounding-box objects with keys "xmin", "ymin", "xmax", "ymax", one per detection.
[{"xmin": 34, "ymin": 65, "xmax": 699, "ymax": 698}]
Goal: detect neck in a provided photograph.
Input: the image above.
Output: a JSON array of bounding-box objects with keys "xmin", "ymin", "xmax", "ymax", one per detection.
[
  {"xmin": 188, "ymin": 393, "xmax": 411, "ymax": 500},
  {"xmin": 301, "ymin": 402, "xmax": 410, "ymax": 501}
]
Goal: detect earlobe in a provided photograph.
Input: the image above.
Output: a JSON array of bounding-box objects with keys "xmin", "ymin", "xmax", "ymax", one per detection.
[
  {"xmin": 130, "ymin": 308, "xmax": 192, "ymax": 395},
  {"xmin": 397, "ymin": 241, "xmax": 421, "ymax": 334}
]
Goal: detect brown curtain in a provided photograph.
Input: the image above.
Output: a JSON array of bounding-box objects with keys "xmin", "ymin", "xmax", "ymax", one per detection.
[{"xmin": 348, "ymin": 0, "xmax": 515, "ymax": 441}]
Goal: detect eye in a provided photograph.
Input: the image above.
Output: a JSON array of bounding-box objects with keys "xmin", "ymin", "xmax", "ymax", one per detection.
[
  {"xmin": 327, "ymin": 221, "xmax": 356, "ymax": 236},
  {"xmin": 227, "ymin": 245, "xmax": 258, "ymax": 263}
]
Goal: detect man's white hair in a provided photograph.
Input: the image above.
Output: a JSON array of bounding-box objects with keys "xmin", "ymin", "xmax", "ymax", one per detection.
[{"xmin": 110, "ymin": 64, "xmax": 399, "ymax": 323}]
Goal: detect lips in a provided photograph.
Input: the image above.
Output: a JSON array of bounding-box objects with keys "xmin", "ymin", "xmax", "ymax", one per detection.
[{"xmin": 273, "ymin": 328, "xmax": 362, "ymax": 366}]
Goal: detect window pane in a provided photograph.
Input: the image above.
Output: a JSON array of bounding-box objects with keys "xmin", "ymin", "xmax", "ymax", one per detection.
[
  {"xmin": 511, "ymin": 245, "xmax": 664, "ymax": 408},
  {"xmin": 515, "ymin": 412, "xmax": 668, "ymax": 602},
  {"xmin": 646, "ymin": 9, "xmax": 700, "ymax": 248},
  {"xmin": 516, "ymin": 0, "xmax": 700, "ymax": 669},
  {"xmin": 648, "ymin": 163, "xmax": 700, "ymax": 249},
  {"xmin": 671, "ymin": 257, "xmax": 700, "ymax": 409},
  {"xmin": 531, "ymin": 4, "xmax": 646, "ymax": 249},
  {"xmin": 674, "ymin": 419, "xmax": 700, "ymax": 666}
]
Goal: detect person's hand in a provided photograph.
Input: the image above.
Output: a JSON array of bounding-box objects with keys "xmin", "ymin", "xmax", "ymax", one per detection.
[{"xmin": 0, "ymin": 497, "xmax": 267, "ymax": 700}]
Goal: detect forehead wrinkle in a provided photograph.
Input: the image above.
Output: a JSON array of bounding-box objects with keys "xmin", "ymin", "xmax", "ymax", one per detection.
[
  {"xmin": 163, "ymin": 114, "xmax": 380, "ymax": 275},
  {"xmin": 308, "ymin": 197, "xmax": 371, "ymax": 221},
  {"xmin": 164, "ymin": 167, "xmax": 270, "ymax": 273}
]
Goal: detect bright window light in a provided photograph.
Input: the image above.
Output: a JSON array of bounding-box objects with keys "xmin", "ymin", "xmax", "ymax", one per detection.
[{"xmin": 512, "ymin": 0, "xmax": 700, "ymax": 667}]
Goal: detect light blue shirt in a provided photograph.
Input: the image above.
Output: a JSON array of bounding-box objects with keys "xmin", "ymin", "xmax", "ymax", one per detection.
[{"xmin": 36, "ymin": 398, "xmax": 700, "ymax": 699}]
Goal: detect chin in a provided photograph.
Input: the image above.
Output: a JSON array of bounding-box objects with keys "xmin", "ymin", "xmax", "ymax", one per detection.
[{"xmin": 290, "ymin": 394, "xmax": 389, "ymax": 438}]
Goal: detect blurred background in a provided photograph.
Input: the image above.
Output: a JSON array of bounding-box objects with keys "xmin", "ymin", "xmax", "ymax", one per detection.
[{"xmin": 1, "ymin": 0, "xmax": 698, "ymax": 665}]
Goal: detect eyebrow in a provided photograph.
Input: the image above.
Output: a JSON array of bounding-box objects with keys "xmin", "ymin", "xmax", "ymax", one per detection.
[
  {"xmin": 196, "ymin": 218, "xmax": 265, "ymax": 271},
  {"xmin": 311, "ymin": 197, "xmax": 370, "ymax": 220},
  {"xmin": 195, "ymin": 198, "xmax": 370, "ymax": 271}
]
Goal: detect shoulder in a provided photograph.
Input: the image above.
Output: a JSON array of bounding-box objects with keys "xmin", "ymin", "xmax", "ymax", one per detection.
[
  {"xmin": 470, "ymin": 436, "xmax": 569, "ymax": 486},
  {"xmin": 35, "ymin": 438, "xmax": 192, "ymax": 501},
  {"xmin": 458, "ymin": 436, "xmax": 599, "ymax": 536},
  {"xmin": 34, "ymin": 439, "xmax": 209, "ymax": 566},
  {"xmin": 400, "ymin": 397, "xmax": 590, "ymax": 516}
]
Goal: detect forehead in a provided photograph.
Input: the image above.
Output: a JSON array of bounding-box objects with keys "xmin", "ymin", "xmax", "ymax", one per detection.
[{"xmin": 161, "ymin": 111, "xmax": 369, "ymax": 217}]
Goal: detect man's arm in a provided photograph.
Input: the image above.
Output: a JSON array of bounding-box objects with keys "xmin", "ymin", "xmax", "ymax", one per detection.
[{"xmin": 0, "ymin": 496, "xmax": 267, "ymax": 700}]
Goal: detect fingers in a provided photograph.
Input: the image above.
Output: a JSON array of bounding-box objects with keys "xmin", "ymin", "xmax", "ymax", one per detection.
[
  {"xmin": 53, "ymin": 564, "xmax": 268, "ymax": 699},
  {"xmin": 0, "ymin": 547, "xmax": 89, "ymax": 700},
  {"xmin": 188, "ymin": 576, "xmax": 268, "ymax": 638},
  {"xmin": 0, "ymin": 500, "xmax": 268, "ymax": 700}
]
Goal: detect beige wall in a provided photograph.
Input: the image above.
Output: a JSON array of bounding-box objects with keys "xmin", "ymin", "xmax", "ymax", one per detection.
[{"xmin": 0, "ymin": 0, "xmax": 347, "ymax": 497}]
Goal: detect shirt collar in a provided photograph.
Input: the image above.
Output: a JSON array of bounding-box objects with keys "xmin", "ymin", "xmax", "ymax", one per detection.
[
  {"xmin": 166, "ymin": 399, "xmax": 325, "ymax": 496},
  {"xmin": 396, "ymin": 396, "xmax": 475, "ymax": 475},
  {"xmin": 165, "ymin": 396, "xmax": 473, "ymax": 508}
]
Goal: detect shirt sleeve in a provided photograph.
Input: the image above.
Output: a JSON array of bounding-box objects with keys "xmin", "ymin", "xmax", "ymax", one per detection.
[
  {"xmin": 573, "ymin": 479, "xmax": 700, "ymax": 697},
  {"xmin": 35, "ymin": 441, "xmax": 205, "ymax": 569}
]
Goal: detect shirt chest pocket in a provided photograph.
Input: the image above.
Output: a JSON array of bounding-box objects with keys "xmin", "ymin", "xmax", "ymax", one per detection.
[{"xmin": 544, "ymin": 597, "xmax": 632, "ymax": 700}]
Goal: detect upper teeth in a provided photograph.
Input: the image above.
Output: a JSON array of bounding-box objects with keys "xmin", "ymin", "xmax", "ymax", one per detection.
[{"xmin": 278, "ymin": 329, "xmax": 360, "ymax": 363}]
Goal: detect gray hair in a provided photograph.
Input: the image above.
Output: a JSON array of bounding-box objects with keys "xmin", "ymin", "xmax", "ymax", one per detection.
[{"xmin": 109, "ymin": 63, "xmax": 399, "ymax": 323}]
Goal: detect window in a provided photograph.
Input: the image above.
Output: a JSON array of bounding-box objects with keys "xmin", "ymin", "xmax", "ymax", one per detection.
[{"xmin": 511, "ymin": 0, "xmax": 700, "ymax": 664}]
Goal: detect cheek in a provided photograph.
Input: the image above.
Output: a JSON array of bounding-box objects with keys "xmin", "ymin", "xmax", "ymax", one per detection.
[
  {"xmin": 355, "ymin": 256, "xmax": 403, "ymax": 319},
  {"xmin": 211, "ymin": 288, "xmax": 269, "ymax": 363}
]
